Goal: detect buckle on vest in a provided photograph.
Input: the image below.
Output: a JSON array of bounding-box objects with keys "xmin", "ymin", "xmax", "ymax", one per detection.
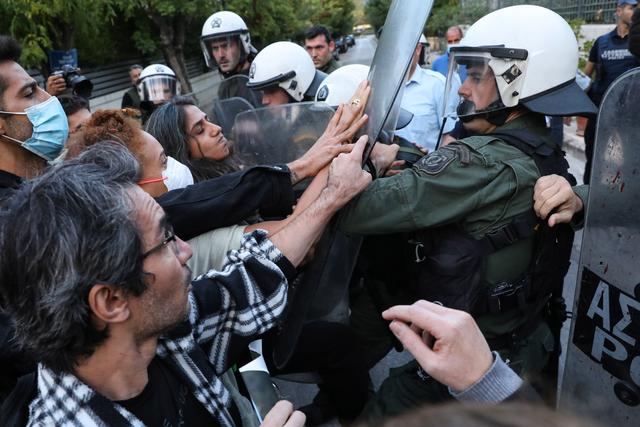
[
  {"xmin": 408, "ymin": 239, "xmax": 426, "ymax": 263},
  {"xmin": 488, "ymin": 281, "xmax": 526, "ymax": 314},
  {"xmin": 485, "ymin": 225, "xmax": 518, "ymax": 251}
]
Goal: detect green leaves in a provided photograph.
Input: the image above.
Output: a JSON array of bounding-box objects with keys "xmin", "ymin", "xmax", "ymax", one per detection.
[{"xmin": 3, "ymin": 0, "xmax": 358, "ymax": 76}]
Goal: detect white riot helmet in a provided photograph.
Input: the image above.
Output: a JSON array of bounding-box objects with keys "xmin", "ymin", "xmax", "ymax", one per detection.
[
  {"xmin": 315, "ymin": 64, "xmax": 368, "ymax": 105},
  {"xmin": 246, "ymin": 41, "xmax": 327, "ymax": 102},
  {"xmin": 137, "ymin": 64, "xmax": 179, "ymax": 103},
  {"xmin": 448, "ymin": 5, "xmax": 596, "ymax": 125},
  {"xmin": 315, "ymin": 64, "xmax": 413, "ymax": 130},
  {"xmin": 200, "ymin": 11, "xmax": 256, "ymax": 71}
]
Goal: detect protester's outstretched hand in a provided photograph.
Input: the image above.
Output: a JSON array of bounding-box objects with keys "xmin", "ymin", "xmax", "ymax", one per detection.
[
  {"xmin": 260, "ymin": 401, "xmax": 305, "ymax": 427},
  {"xmin": 383, "ymin": 300, "xmax": 493, "ymax": 392},
  {"xmin": 46, "ymin": 75, "xmax": 66, "ymax": 96},
  {"xmin": 288, "ymin": 81, "xmax": 370, "ymax": 183},
  {"xmin": 324, "ymin": 135, "xmax": 372, "ymax": 207},
  {"xmin": 533, "ymin": 174, "xmax": 583, "ymax": 227}
]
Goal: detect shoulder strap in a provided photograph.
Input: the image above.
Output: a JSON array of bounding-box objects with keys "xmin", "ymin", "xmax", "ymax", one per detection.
[
  {"xmin": 476, "ymin": 128, "xmax": 575, "ymax": 255},
  {"xmin": 490, "ymin": 129, "xmax": 576, "ymax": 184}
]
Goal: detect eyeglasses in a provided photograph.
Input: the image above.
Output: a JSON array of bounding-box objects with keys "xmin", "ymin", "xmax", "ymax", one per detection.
[{"xmin": 141, "ymin": 226, "xmax": 177, "ymax": 259}]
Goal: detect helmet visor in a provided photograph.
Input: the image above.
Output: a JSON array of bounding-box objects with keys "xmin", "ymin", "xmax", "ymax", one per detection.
[
  {"xmin": 201, "ymin": 35, "xmax": 243, "ymax": 70},
  {"xmin": 139, "ymin": 76, "xmax": 177, "ymax": 103},
  {"xmin": 445, "ymin": 50, "xmax": 505, "ymax": 120}
]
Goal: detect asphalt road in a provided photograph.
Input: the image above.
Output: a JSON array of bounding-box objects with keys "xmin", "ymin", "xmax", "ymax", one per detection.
[
  {"xmin": 336, "ymin": 34, "xmax": 378, "ymax": 66},
  {"xmin": 273, "ymin": 35, "xmax": 588, "ymax": 424}
]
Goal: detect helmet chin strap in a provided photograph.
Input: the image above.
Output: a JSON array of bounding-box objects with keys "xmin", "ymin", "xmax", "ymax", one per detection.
[{"xmin": 457, "ymin": 99, "xmax": 512, "ymax": 126}]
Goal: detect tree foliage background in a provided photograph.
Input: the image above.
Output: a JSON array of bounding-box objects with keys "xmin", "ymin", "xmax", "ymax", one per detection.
[
  {"xmin": 1, "ymin": 0, "xmax": 356, "ymax": 89},
  {"xmin": 365, "ymin": 0, "xmax": 487, "ymax": 37}
]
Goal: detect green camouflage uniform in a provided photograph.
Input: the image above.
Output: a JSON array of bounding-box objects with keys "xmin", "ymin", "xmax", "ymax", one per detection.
[
  {"xmin": 339, "ymin": 114, "xmax": 557, "ymax": 419},
  {"xmin": 321, "ymin": 58, "xmax": 341, "ymax": 74}
]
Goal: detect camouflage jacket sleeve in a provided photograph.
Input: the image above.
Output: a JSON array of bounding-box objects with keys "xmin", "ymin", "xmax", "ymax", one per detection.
[
  {"xmin": 338, "ymin": 138, "xmax": 540, "ymax": 237},
  {"xmin": 570, "ymin": 184, "xmax": 589, "ymax": 230}
]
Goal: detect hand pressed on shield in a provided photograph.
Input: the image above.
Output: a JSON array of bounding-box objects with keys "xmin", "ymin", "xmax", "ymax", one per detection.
[
  {"xmin": 260, "ymin": 401, "xmax": 305, "ymax": 427},
  {"xmin": 287, "ymin": 81, "xmax": 371, "ymax": 184},
  {"xmin": 337, "ymin": 79, "xmax": 371, "ymax": 134},
  {"xmin": 46, "ymin": 75, "xmax": 67, "ymax": 96},
  {"xmin": 382, "ymin": 300, "xmax": 493, "ymax": 392},
  {"xmin": 533, "ymin": 174, "xmax": 583, "ymax": 227},
  {"xmin": 324, "ymin": 135, "xmax": 372, "ymax": 208}
]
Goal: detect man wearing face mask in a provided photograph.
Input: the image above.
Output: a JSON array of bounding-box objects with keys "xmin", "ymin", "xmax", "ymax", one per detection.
[
  {"xmin": 336, "ymin": 6, "xmax": 597, "ymax": 419},
  {"xmin": 0, "ymin": 35, "xmax": 70, "ymax": 403}
]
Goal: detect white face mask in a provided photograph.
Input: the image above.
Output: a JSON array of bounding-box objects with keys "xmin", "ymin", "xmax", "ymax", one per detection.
[{"xmin": 164, "ymin": 156, "xmax": 194, "ymax": 191}]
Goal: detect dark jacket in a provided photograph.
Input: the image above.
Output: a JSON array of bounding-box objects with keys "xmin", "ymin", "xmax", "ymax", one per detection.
[
  {"xmin": 121, "ymin": 86, "xmax": 141, "ymax": 109},
  {"xmin": 0, "ymin": 170, "xmax": 33, "ymax": 404},
  {"xmin": 158, "ymin": 164, "xmax": 294, "ymax": 241}
]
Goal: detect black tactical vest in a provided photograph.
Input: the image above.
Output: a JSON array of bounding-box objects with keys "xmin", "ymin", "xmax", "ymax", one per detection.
[{"xmin": 408, "ymin": 129, "xmax": 576, "ymax": 317}]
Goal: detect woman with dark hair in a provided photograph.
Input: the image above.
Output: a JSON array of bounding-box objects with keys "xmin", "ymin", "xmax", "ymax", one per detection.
[{"xmin": 146, "ymin": 96, "xmax": 241, "ymax": 181}]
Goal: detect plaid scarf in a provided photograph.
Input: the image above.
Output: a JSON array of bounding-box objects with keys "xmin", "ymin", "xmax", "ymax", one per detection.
[{"xmin": 27, "ymin": 231, "xmax": 293, "ymax": 427}]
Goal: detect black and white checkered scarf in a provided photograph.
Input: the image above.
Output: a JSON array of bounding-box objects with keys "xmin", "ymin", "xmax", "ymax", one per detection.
[{"xmin": 27, "ymin": 231, "xmax": 294, "ymax": 427}]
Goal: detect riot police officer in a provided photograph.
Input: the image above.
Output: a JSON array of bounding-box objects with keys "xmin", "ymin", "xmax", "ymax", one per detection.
[
  {"xmin": 137, "ymin": 64, "xmax": 180, "ymax": 123},
  {"xmin": 337, "ymin": 5, "xmax": 597, "ymax": 418},
  {"xmin": 246, "ymin": 41, "xmax": 327, "ymax": 106},
  {"xmin": 200, "ymin": 10, "xmax": 261, "ymax": 106}
]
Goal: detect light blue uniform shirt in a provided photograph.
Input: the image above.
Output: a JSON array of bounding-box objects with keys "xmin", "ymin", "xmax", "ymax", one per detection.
[
  {"xmin": 432, "ymin": 52, "xmax": 468, "ymax": 82},
  {"xmin": 395, "ymin": 67, "xmax": 457, "ymax": 152}
]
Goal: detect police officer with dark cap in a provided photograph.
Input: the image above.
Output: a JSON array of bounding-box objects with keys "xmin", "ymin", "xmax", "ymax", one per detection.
[
  {"xmin": 336, "ymin": 5, "xmax": 597, "ymax": 419},
  {"xmin": 582, "ymin": 0, "xmax": 639, "ymax": 184}
]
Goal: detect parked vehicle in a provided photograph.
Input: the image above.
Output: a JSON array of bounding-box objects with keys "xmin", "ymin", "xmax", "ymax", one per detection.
[
  {"xmin": 335, "ymin": 37, "xmax": 348, "ymax": 53},
  {"xmin": 345, "ymin": 34, "xmax": 355, "ymax": 47}
]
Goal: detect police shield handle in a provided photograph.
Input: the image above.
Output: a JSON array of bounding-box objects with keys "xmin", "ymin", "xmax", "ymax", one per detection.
[
  {"xmin": 533, "ymin": 174, "xmax": 584, "ymax": 227},
  {"xmin": 260, "ymin": 401, "xmax": 305, "ymax": 427},
  {"xmin": 383, "ymin": 300, "xmax": 494, "ymax": 392}
]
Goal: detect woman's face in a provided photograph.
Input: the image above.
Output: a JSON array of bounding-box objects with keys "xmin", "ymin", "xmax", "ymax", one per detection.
[
  {"xmin": 138, "ymin": 130, "xmax": 168, "ymax": 197},
  {"xmin": 183, "ymin": 104, "xmax": 230, "ymax": 161}
]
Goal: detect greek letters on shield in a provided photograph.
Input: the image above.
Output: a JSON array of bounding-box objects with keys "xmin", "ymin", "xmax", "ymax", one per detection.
[{"xmin": 572, "ymin": 268, "xmax": 640, "ymax": 388}]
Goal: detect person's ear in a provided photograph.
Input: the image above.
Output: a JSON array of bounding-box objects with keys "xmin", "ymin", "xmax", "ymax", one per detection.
[
  {"xmin": 329, "ymin": 40, "xmax": 335, "ymax": 52},
  {"xmin": 87, "ymin": 284, "xmax": 131, "ymax": 326}
]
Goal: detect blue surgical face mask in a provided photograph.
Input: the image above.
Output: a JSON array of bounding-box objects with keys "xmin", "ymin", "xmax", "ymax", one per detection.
[{"xmin": 0, "ymin": 96, "xmax": 69, "ymax": 161}]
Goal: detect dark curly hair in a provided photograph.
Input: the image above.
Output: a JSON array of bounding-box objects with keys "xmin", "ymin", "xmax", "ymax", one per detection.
[{"xmin": 66, "ymin": 109, "xmax": 147, "ymax": 165}]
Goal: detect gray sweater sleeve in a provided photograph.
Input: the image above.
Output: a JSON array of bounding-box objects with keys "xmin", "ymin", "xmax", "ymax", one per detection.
[{"xmin": 448, "ymin": 352, "xmax": 523, "ymax": 403}]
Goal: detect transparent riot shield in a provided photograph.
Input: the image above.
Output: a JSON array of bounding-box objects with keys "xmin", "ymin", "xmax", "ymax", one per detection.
[
  {"xmin": 361, "ymin": 0, "xmax": 433, "ymax": 162},
  {"xmin": 270, "ymin": 0, "xmax": 434, "ymax": 370},
  {"xmin": 559, "ymin": 68, "xmax": 640, "ymax": 424},
  {"xmin": 209, "ymin": 96, "xmax": 254, "ymax": 138},
  {"xmin": 217, "ymin": 74, "xmax": 262, "ymax": 107},
  {"xmin": 231, "ymin": 101, "xmax": 334, "ymax": 167}
]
